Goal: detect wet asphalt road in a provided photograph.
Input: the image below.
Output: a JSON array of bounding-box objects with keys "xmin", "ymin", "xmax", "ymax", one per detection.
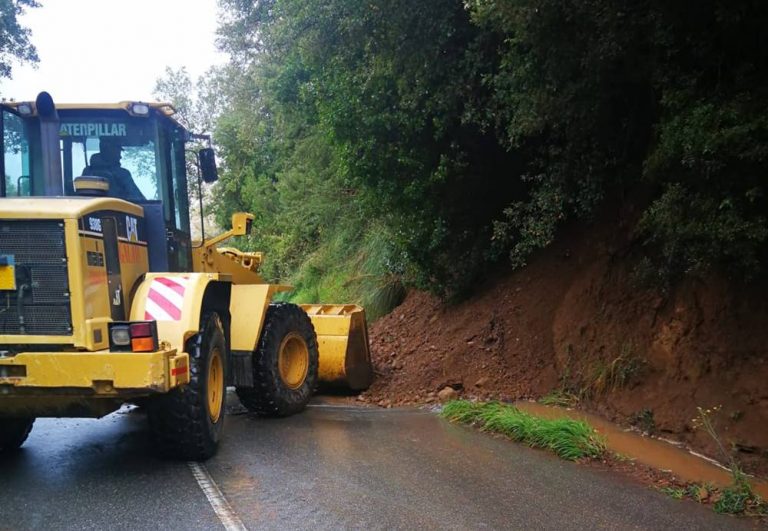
[{"xmin": 0, "ymin": 397, "xmax": 745, "ymax": 530}]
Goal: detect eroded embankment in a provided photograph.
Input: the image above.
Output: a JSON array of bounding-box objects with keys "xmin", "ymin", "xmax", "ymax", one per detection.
[{"xmin": 359, "ymin": 215, "xmax": 768, "ymax": 478}]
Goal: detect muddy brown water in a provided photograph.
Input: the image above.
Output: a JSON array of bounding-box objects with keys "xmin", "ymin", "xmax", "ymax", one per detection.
[{"xmin": 515, "ymin": 401, "xmax": 768, "ymax": 498}]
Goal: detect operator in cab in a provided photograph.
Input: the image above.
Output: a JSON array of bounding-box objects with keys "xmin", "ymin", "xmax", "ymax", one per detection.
[{"xmin": 83, "ymin": 137, "xmax": 145, "ymax": 201}]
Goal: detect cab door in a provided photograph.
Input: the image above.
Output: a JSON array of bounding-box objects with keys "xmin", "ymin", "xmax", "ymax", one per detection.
[{"xmin": 157, "ymin": 120, "xmax": 192, "ymax": 272}]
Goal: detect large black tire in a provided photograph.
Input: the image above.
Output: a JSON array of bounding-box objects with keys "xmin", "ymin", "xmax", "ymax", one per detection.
[
  {"xmin": 0, "ymin": 418, "xmax": 34, "ymax": 452},
  {"xmin": 236, "ymin": 303, "xmax": 319, "ymax": 417},
  {"xmin": 148, "ymin": 312, "xmax": 226, "ymax": 461}
]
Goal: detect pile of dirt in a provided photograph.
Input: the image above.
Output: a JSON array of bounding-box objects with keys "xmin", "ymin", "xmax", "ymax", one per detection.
[{"xmin": 359, "ymin": 209, "xmax": 768, "ymax": 478}]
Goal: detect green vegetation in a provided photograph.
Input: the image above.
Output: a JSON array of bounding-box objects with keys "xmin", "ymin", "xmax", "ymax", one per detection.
[
  {"xmin": 542, "ymin": 349, "xmax": 643, "ymax": 406},
  {"xmin": 715, "ymin": 480, "xmax": 761, "ymax": 515},
  {"xmin": 0, "ymin": 1, "xmax": 39, "ymax": 80},
  {"xmin": 539, "ymin": 389, "xmax": 579, "ymax": 408},
  {"xmin": 630, "ymin": 408, "xmax": 656, "ymax": 435},
  {"xmin": 658, "ymin": 480, "xmax": 767, "ymax": 517},
  {"xmin": 440, "ymin": 400, "xmax": 605, "ymax": 461},
  {"xmin": 691, "ymin": 406, "xmax": 767, "ymax": 516},
  {"xmin": 659, "ymin": 483, "xmax": 706, "ymax": 503},
  {"xmin": 686, "ymin": 483, "xmax": 713, "ymax": 504},
  {"xmin": 659, "ymin": 486, "xmax": 686, "ymax": 500},
  {"xmin": 194, "ymin": 0, "xmax": 768, "ymax": 305},
  {"xmin": 584, "ymin": 352, "xmax": 644, "ymax": 398}
]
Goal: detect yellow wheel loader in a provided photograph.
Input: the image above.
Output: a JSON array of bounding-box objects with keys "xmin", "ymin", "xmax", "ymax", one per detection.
[{"xmin": 0, "ymin": 92, "xmax": 373, "ymax": 459}]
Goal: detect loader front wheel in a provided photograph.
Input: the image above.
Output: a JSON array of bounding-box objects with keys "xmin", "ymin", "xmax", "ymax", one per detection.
[
  {"xmin": 0, "ymin": 417, "xmax": 34, "ymax": 452},
  {"xmin": 148, "ymin": 312, "xmax": 226, "ymax": 461},
  {"xmin": 236, "ymin": 303, "xmax": 318, "ymax": 417}
]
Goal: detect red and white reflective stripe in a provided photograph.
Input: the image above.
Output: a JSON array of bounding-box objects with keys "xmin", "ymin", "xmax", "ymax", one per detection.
[{"xmin": 144, "ymin": 276, "xmax": 189, "ymax": 321}]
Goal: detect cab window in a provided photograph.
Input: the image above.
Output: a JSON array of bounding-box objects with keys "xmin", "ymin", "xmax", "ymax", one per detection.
[
  {"xmin": 59, "ymin": 115, "xmax": 159, "ymax": 201},
  {"xmin": 2, "ymin": 109, "xmax": 37, "ymax": 196},
  {"xmin": 1, "ymin": 108, "xmax": 192, "ymax": 238}
]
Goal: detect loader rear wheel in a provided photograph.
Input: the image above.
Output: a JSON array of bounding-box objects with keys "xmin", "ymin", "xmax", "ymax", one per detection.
[
  {"xmin": 236, "ymin": 303, "xmax": 318, "ymax": 417},
  {"xmin": 0, "ymin": 417, "xmax": 34, "ymax": 452},
  {"xmin": 147, "ymin": 312, "xmax": 226, "ymax": 461}
]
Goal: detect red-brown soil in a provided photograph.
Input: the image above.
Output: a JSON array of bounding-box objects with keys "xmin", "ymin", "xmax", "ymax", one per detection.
[{"xmin": 359, "ymin": 210, "xmax": 768, "ymax": 478}]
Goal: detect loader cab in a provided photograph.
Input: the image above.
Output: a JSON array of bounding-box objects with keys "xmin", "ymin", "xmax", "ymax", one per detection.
[{"xmin": 0, "ymin": 101, "xmax": 205, "ymax": 272}]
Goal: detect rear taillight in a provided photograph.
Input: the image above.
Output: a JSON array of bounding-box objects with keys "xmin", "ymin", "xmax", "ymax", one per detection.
[
  {"xmin": 108, "ymin": 321, "xmax": 159, "ymax": 352},
  {"xmin": 129, "ymin": 322, "xmax": 153, "ymax": 338}
]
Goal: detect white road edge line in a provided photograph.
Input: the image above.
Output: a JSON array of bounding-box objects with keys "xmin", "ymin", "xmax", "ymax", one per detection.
[{"xmin": 188, "ymin": 461, "xmax": 248, "ymax": 531}]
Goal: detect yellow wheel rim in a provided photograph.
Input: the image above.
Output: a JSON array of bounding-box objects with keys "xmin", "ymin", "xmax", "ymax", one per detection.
[
  {"xmin": 278, "ymin": 332, "xmax": 309, "ymax": 390},
  {"xmin": 207, "ymin": 347, "xmax": 224, "ymax": 423}
]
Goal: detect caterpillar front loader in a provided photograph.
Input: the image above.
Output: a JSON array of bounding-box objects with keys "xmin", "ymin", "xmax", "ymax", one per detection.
[{"xmin": 0, "ymin": 92, "xmax": 373, "ymax": 459}]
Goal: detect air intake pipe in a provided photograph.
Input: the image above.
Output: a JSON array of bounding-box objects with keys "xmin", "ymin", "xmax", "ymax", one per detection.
[{"xmin": 36, "ymin": 91, "xmax": 64, "ymax": 196}]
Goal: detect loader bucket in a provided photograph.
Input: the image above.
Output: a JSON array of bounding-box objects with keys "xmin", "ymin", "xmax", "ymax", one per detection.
[{"xmin": 300, "ymin": 304, "xmax": 374, "ymax": 391}]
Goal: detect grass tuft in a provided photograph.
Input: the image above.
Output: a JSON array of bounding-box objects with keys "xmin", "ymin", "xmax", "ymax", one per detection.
[
  {"xmin": 712, "ymin": 473, "xmax": 767, "ymax": 516},
  {"xmin": 715, "ymin": 484, "xmax": 753, "ymax": 514},
  {"xmin": 539, "ymin": 389, "xmax": 580, "ymax": 408},
  {"xmin": 583, "ymin": 347, "xmax": 644, "ymax": 398},
  {"xmin": 659, "ymin": 486, "xmax": 686, "ymax": 500},
  {"xmin": 441, "ymin": 400, "xmax": 605, "ymax": 461}
]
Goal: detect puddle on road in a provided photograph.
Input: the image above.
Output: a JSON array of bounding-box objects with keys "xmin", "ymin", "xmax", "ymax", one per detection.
[{"xmin": 515, "ymin": 401, "xmax": 768, "ymax": 498}]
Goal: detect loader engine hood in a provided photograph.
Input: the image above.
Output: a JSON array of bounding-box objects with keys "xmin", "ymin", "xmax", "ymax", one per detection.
[
  {"xmin": 0, "ymin": 197, "xmax": 149, "ymax": 351},
  {"xmin": 0, "ymin": 196, "xmax": 143, "ymax": 220}
]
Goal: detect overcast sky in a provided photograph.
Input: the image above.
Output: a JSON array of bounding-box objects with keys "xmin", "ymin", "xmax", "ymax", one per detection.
[{"xmin": 0, "ymin": 0, "xmax": 226, "ymax": 103}]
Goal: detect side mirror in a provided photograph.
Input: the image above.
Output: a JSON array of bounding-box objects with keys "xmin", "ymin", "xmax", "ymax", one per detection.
[{"xmin": 198, "ymin": 148, "xmax": 218, "ymax": 183}]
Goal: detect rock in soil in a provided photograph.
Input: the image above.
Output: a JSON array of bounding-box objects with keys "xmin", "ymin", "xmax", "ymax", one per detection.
[
  {"xmin": 438, "ymin": 387, "xmax": 459, "ymax": 402},
  {"xmin": 475, "ymin": 377, "xmax": 490, "ymax": 388}
]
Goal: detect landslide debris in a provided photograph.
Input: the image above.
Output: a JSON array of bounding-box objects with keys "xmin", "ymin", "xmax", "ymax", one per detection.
[{"xmin": 357, "ymin": 216, "xmax": 768, "ymax": 478}]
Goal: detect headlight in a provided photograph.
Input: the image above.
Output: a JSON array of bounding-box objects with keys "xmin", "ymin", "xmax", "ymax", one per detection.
[{"xmin": 110, "ymin": 325, "xmax": 131, "ymax": 346}]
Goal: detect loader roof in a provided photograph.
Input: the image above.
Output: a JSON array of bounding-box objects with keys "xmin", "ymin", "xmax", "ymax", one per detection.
[{"xmin": 1, "ymin": 100, "xmax": 186, "ymax": 129}]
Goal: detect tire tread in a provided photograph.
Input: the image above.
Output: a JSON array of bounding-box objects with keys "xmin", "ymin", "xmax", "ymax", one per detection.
[
  {"xmin": 236, "ymin": 303, "xmax": 319, "ymax": 417},
  {"xmin": 147, "ymin": 312, "xmax": 226, "ymax": 461},
  {"xmin": 0, "ymin": 418, "xmax": 34, "ymax": 452}
]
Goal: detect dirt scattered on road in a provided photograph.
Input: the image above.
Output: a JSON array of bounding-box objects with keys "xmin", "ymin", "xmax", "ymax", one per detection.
[{"xmin": 357, "ymin": 207, "xmax": 768, "ymax": 478}]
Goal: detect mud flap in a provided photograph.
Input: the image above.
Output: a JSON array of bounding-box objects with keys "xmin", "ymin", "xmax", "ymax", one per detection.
[{"xmin": 300, "ymin": 304, "xmax": 374, "ymax": 391}]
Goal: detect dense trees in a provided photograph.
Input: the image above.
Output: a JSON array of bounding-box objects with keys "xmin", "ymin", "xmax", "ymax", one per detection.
[
  {"xmin": 209, "ymin": 0, "xmax": 768, "ymax": 311},
  {"xmin": 0, "ymin": 0, "xmax": 39, "ymax": 79}
]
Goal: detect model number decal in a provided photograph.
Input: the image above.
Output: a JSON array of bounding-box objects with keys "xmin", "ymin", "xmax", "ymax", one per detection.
[{"xmin": 79, "ymin": 211, "xmax": 146, "ymax": 244}]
